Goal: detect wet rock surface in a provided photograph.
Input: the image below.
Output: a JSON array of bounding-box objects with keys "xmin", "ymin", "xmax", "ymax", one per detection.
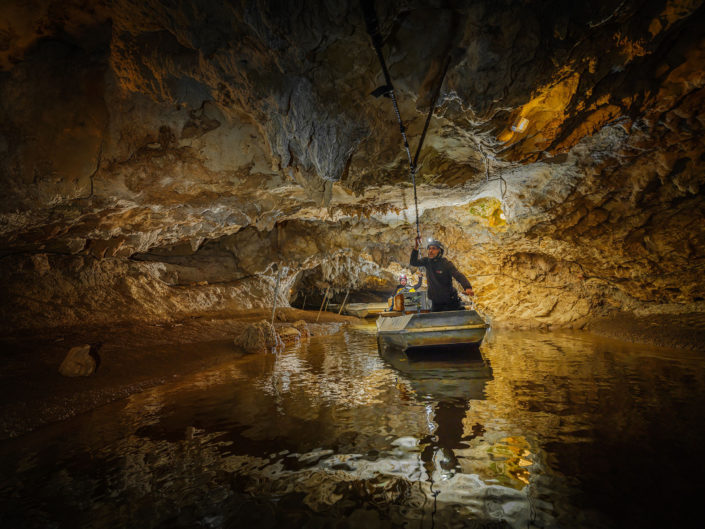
[
  {"xmin": 587, "ymin": 312, "xmax": 705, "ymax": 352},
  {"xmin": 235, "ymin": 320, "xmax": 282, "ymax": 354},
  {"xmin": 58, "ymin": 344, "xmax": 97, "ymax": 377}
]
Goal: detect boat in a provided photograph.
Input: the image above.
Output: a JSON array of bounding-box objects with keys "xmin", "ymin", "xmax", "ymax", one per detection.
[
  {"xmin": 340, "ymin": 302, "xmax": 389, "ymax": 318},
  {"xmin": 376, "ymin": 308, "xmax": 489, "ymax": 353},
  {"xmin": 324, "ymin": 302, "xmax": 389, "ymax": 318}
]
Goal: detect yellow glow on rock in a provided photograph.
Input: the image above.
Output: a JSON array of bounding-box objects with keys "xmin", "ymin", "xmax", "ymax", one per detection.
[
  {"xmin": 650, "ymin": 0, "xmax": 703, "ymax": 37},
  {"xmin": 556, "ymin": 104, "xmax": 622, "ymax": 150},
  {"xmin": 467, "ymin": 197, "xmax": 507, "ymax": 228},
  {"xmin": 498, "ymin": 71, "xmax": 580, "ymax": 154},
  {"xmin": 613, "ymin": 32, "xmax": 649, "ymax": 60}
]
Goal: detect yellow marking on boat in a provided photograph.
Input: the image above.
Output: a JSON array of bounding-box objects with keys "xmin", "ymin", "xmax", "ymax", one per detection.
[{"xmin": 379, "ymin": 324, "xmax": 488, "ymax": 333}]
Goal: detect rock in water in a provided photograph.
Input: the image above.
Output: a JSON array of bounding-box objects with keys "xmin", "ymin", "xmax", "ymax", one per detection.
[
  {"xmin": 292, "ymin": 320, "xmax": 310, "ymax": 338},
  {"xmin": 59, "ymin": 345, "xmax": 96, "ymax": 377},
  {"xmin": 279, "ymin": 326, "xmax": 302, "ymax": 344},
  {"xmin": 234, "ymin": 320, "xmax": 282, "ymax": 354}
]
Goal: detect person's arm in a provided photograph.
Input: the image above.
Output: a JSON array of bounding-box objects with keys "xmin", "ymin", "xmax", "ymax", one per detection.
[
  {"xmin": 448, "ymin": 261, "xmax": 473, "ymax": 295},
  {"xmin": 412, "ymin": 274, "xmax": 423, "ymax": 290},
  {"xmin": 411, "ymin": 235, "xmax": 430, "ymax": 268},
  {"xmin": 410, "ymin": 248, "xmax": 425, "ymax": 267}
]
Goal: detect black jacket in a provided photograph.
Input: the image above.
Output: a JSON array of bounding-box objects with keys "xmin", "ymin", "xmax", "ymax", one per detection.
[{"xmin": 410, "ymin": 249, "xmax": 471, "ymax": 304}]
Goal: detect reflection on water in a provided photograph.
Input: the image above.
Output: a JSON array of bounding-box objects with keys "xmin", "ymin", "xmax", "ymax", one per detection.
[{"xmin": 1, "ymin": 327, "xmax": 704, "ymax": 528}]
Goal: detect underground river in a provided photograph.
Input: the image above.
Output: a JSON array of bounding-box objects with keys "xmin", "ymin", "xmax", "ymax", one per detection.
[{"xmin": 1, "ymin": 325, "xmax": 704, "ymax": 529}]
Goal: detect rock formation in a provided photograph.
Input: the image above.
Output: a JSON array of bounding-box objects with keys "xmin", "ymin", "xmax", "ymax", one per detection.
[
  {"xmin": 58, "ymin": 344, "xmax": 96, "ymax": 377},
  {"xmin": 1, "ymin": 0, "xmax": 703, "ymax": 333}
]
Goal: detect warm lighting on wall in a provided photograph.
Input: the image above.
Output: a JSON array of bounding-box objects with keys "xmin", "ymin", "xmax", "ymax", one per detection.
[
  {"xmin": 497, "ymin": 71, "xmax": 580, "ymax": 149},
  {"xmin": 467, "ymin": 197, "xmax": 506, "ymax": 227},
  {"xmin": 511, "ymin": 117, "xmax": 529, "ymax": 133}
]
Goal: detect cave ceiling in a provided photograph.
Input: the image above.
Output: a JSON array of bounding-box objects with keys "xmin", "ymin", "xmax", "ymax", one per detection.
[{"xmin": 1, "ymin": 0, "xmax": 704, "ymax": 329}]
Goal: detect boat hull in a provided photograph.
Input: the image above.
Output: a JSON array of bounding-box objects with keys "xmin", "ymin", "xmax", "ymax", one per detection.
[{"xmin": 376, "ymin": 309, "xmax": 489, "ymax": 352}]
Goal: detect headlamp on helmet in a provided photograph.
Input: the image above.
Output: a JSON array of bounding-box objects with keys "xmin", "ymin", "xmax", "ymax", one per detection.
[{"xmin": 426, "ymin": 239, "xmax": 445, "ymax": 256}]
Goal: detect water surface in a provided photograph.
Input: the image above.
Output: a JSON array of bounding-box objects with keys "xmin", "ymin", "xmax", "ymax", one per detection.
[{"xmin": 1, "ymin": 326, "xmax": 704, "ymax": 528}]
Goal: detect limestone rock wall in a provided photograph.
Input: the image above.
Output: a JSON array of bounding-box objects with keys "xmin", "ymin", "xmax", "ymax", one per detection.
[
  {"xmin": 1, "ymin": 0, "xmax": 704, "ymax": 332},
  {"xmin": 0, "ymin": 253, "xmax": 293, "ymax": 331}
]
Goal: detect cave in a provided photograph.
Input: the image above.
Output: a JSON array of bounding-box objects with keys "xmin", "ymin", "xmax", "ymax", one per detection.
[{"xmin": 1, "ymin": 1, "xmax": 704, "ymax": 528}]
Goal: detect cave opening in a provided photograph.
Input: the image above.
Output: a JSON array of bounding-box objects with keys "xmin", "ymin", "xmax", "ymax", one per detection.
[{"xmin": 289, "ymin": 265, "xmax": 390, "ymax": 311}]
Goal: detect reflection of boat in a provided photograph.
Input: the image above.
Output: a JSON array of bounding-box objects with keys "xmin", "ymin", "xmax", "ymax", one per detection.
[
  {"xmin": 377, "ymin": 337, "xmax": 493, "ymax": 401},
  {"xmin": 379, "ymin": 336, "xmax": 495, "ymax": 486},
  {"xmin": 376, "ymin": 309, "xmax": 489, "ymax": 352}
]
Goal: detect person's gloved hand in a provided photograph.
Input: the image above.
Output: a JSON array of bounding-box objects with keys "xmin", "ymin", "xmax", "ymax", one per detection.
[{"xmin": 464, "ymin": 288, "xmax": 474, "ymax": 296}]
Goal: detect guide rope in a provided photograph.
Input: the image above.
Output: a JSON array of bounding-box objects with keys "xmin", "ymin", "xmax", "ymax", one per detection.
[
  {"xmin": 361, "ymin": 1, "xmax": 414, "ymax": 170},
  {"xmin": 361, "ymin": 0, "xmax": 452, "ymax": 241}
]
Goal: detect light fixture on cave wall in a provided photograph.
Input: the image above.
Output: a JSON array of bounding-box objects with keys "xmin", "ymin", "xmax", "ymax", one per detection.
[
  {"xmin": 499, "ymin": 115, "xmax": 530, "ymax": 143},
  {"xmin": 511, "ymin": 117, "xmax": 529, "ymax": 133}
]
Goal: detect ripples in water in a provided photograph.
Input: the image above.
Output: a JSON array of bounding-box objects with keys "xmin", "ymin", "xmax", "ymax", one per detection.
[{"xmin": 1, "ymin": 326, "xmax": 704, "ymax": 529}]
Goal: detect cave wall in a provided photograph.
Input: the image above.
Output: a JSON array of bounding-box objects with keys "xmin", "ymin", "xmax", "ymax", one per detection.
[{"xmin": 1, "ymin": 0, "xmax": 704, "ymax": 332}]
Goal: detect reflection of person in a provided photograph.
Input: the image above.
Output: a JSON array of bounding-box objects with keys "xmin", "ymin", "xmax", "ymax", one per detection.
[
  {"xmin": 420, "ymin": 399, "xmax": 485, "ymax": 478},
  {"xmin": 386, "ymin": 274, "xmax": 423, "ymax": 311},
  {"xmin": 410, "ymin": 237, "xmax": 474, "ymax": 312}
]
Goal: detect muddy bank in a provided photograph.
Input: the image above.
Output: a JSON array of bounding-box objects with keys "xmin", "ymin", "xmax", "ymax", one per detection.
[
  {"xmin": 586, "ymin": 312, "xmax": 705, "ymax": 352},
  {"xmin": 0, "ymin": 309, "xmax": 356, "ymax": 440}
]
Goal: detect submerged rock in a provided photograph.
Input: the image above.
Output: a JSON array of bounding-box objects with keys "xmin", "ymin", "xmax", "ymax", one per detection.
[
  {"xmin": 292, "ymin": 320, "xmax": 310, "ymax": 338},
  {"xmin": 277, "ymin": 320, "xmax": 313, "ymax": 345},
  {"xmin": 279, "ymin": 326, "xmax": 302, "ymax": 343},
  {"xmin": 58, "ymin": 345, "xmax": 96, "ymax": 377}
]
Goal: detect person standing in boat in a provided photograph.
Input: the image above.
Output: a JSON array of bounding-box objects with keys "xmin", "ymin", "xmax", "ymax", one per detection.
[{"xmin": 410, "ymin": 237, "xmax": 474, "ymax": 312}]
